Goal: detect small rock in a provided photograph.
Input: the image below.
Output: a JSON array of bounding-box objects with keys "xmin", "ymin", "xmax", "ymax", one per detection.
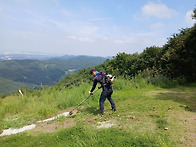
[
  {"xmin": 130, "ymin": 116, "xmax": 135, "ymax": 119},
  {"xmin": 151, "ymin": 106, "xmax": 156, "ymax": 111}
]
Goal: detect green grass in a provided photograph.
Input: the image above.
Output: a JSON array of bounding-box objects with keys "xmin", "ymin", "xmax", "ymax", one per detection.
[
  {"xmin": 0, "ymin": 126, "xmax": 168, "ymax": 147},
  {"xmin": 0, "ymin": 77, "xmax": 196, "ymax": 147}
]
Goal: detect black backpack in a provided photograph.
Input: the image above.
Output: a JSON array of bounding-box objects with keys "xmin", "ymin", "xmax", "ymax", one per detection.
[{"xmin": 99, "ymin": 72, "xmax": 115, "ymax": 86}]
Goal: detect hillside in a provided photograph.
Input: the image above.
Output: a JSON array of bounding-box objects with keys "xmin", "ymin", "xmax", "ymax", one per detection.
[
  {"xmin": 0, "ymin": 78, "xmax": 40, "ymax": 97},
  {"xmin": 0, "ymin": 77, "xmax": 195, "ymax": 146},
  {"xmin": 0, "ymin": 55, "xmax": 106, "ymax": 96}
]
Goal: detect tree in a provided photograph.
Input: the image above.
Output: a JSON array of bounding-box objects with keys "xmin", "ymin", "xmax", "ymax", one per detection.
[
  {"xmin": 105, "ymin": 52, "xmax": 140, "ymax": 77},
  {"xmin": 160, "ymin": 26, "xmax": 196, "ymax": 81},
  {"xmin": 192, "ymin": 8, "xmax": 196, "ymax": 20},
  {"xmin": 138, "ymin": 46, "xmax": 162, "ymax": 71}
]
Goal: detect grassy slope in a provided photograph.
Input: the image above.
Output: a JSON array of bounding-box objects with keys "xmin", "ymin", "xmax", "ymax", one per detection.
[
  {"xmin": 0, "ymin": 78, "xmax": 196, "ymax": 146},
  {"xmin": 0, "ymin": 78, "xmax": 40, "ymax": 96}
]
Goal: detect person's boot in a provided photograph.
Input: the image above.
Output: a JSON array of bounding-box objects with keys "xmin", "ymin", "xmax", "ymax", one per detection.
[
  {"xmin": 100, "ymin": 111, "xmax": 104, "ymax": 115},
  {"xmin": 112, "ymin": 106, "xmax": 117, "ymax": 111}
]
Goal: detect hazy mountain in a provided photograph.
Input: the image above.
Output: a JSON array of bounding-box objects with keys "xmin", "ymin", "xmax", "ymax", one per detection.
[
  {"xmin": 0, "ymin": 55, "xmax": 106, "ymax": 96},
  {"xmin": 0, "ymin": 54, "xmax": 58, "ymax": 61}
]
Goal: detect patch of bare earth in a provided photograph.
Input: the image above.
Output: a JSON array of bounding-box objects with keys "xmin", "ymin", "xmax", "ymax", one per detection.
[
  {"xmin": 85, "ymin": 117, "xmax": 95, "ymax": 124},
  {"xmin": 180, "ymin": 113, "xmax": 196, "ymax": 147},
  {"xmin": 29, "ymin": 109, "xmax": 77, "ymax": 135},
  {"xmin": 33, "ymin": 119, "xmax": 75, "ymax": 134}
]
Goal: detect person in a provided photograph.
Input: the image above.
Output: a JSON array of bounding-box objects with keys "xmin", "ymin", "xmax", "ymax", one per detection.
[{"xmin": 89, "ymin": 68, "xmax": 116, "ymax": 115}]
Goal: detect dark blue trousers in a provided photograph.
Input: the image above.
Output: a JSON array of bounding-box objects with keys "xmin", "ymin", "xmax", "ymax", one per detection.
[{"xmin": 99, "ymin": 87, "xmax": 116, "ymax": 114}]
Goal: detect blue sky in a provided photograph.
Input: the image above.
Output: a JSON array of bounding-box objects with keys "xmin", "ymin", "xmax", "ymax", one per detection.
[{"xmin": 0, "ymin": 0, "xmax": 195, "ymax": 57}]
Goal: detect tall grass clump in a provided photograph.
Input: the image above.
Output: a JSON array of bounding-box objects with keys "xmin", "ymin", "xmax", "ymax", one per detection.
[
  {"xmin": 147, "ymin": 75, "xmax": 180, "ymax": 88},
  {"xmin": 131, "ymin": 73, "xmax": 149, "ymax": 88},
  {"xmin": 113, "ymin": 74, "xmax": 150, "ymax": 91},
  {"xmin": 112, "ymin": 77, "xmax": 132, "ymax": 90}
]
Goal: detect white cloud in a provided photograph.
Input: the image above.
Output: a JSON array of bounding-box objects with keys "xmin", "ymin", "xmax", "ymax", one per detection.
[
  {"xmin": 150, "ymin": 22, "xmax": 165, "ymax": 29},
  {"xmin": 78, "ymin": 37, "xmax": 92, "ymax": 42},
  {"xmin": 114, "ymin": 40, "xmax": 125, "ymax": 44},
  {"xmin": 185, "ymin": 10, "xmax": 195, "ymax": 26},
  {"xmin": 78, "ymin": 25, "xmax": 99, "ymax": 36},
  {"xmin": 67, "ymin": 35, "xmax": 77, "ymax": 40},
  {"xmin": 142, "ymin": 2, "xmax": 177, "ymax": 19},
  {"xmin": 59, "ymin": 35, "xmax": 93, "ymax": 43}
]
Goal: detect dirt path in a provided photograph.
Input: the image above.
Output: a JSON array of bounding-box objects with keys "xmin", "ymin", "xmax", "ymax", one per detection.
[{"xmin": 0, "ymin": 110, "xmax": 75, "ymax": 136}]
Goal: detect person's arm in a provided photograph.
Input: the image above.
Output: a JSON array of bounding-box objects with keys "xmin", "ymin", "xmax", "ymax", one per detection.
[{"xmin": 90, "ymin": 78, "xmax": 97, "ymax": 93}]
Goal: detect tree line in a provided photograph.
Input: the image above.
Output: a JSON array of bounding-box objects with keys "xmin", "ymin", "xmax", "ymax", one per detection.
[{"xmin": 100, "ymin": 9, "xmax": 196, "ymax": 82}]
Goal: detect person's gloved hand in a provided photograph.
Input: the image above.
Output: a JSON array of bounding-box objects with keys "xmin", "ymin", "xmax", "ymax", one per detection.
[{"xmin": 89, "ymin": 91, "xmax": 93, "ymax": 96}]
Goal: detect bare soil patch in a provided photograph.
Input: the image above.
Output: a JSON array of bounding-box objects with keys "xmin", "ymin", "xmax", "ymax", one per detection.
[{"xmin": 33, "ymin": 119, "xmax": 75, "ymax": 134}]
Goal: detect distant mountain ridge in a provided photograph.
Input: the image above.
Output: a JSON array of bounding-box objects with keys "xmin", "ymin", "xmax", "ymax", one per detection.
[
  {"xmin": 0, "ymin": 54, "xmax": 58, "ymax": 61},
  {"xmin": 0, "ymin": 54, "xmax": 112, "ymax": 61},
  {"xmin": 0, "ymin": 55, "xmax": 107, "ymax": 96}
]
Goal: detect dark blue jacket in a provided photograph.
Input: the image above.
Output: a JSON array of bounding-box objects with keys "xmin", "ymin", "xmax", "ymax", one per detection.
[{"xmin": 90, "ymin": 72, "xmax": 111, "ymax": 92}]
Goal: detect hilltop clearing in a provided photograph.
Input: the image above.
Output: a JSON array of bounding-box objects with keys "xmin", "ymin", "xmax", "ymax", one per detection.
[{"xmin": 0, "ymin": 78, "xmax": 195, "ymax": 146}]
